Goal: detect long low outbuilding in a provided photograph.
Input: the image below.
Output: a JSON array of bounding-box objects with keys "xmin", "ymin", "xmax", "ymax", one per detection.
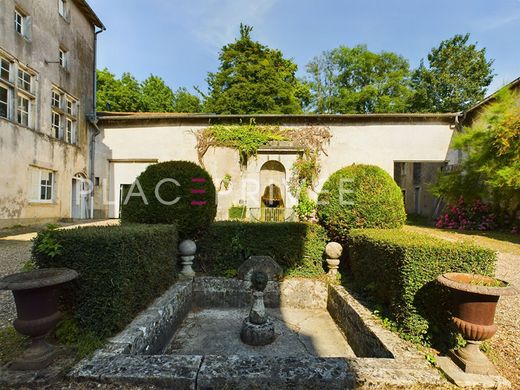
[{"xmin": 93, "ymin": 112, "xmax": 460, "ymax": 221}]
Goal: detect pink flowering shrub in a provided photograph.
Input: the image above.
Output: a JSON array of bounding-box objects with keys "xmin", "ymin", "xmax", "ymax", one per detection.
[{"xmin": 436, "ymin": 197, "xmax": 496, "ymax": 231}]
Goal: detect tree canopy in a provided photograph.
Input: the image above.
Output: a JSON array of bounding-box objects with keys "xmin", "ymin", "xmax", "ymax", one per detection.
[
  {"xmin": 96, "ymin": 68, "xmax": 201, "ymax": 113},
  {"xmin": 204, "ymin": 24, "xmax": 305, "ymax": 114},
  {"xmin": 433, "ymin": 88, "xmax": 520, "ymax": 219},
  {"xmin": 410, "ymin": 33, "xmax": 494, "ymax": 113},
  {"xmin": 306, "ymin": 45, "xmax": 412, "ymax": 114}
]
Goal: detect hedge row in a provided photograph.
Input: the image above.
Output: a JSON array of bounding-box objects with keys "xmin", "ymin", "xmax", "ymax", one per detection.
[
  {"xmin": 33, "ymin": 224, "xmax": 178, "ymax": 337},
  {"xmin": 346, "ymin": 228, "xmax": 496, "ymax": 345},
  {"xmin": 197, "ymin": 221, "xmax": 328, "ymax": 277}
]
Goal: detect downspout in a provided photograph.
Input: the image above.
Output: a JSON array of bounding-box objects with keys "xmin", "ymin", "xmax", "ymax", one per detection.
[{"xmin": 88, "ymin": 26, "xmax": 106, "ymax": 219}]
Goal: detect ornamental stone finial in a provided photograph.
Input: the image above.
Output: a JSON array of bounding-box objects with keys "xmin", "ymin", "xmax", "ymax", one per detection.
[{"xmin": 325, "ymin": 242, "xmax": 343, "ymax": 277}]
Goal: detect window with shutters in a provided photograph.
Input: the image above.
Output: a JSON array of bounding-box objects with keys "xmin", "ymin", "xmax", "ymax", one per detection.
[
  {"xmin": 29, "ymin": 167, "xmax": 55, "ymax": 203},
  {"xmin": 14, "ymin": 9, "xmax": 31, "ymax": 39}
]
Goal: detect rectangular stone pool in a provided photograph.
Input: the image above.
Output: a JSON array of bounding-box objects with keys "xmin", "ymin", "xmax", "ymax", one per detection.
[{"xmin": 72, "ymin": 277, "xmax": 443, "ymax": 389}]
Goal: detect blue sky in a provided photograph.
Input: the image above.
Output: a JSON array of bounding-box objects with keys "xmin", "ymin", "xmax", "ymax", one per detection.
[{"xmin": 89, "ymin": 0, "xmax": 520, "ymax": 96}]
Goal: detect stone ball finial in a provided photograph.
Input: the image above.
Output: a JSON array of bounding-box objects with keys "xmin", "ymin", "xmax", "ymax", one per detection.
[
  {"xmin": 325, "ymin": 242, "xmax": 343, "ymax": 259},
  {"xmin": 179, "ymin": 239, "xmax": 197, "ymax": 256}
]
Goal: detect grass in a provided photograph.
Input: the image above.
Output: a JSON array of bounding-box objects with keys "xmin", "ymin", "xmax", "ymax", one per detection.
[{"xmin": 404, "ymin": 224, "xmax": 520, "ymax": 255}]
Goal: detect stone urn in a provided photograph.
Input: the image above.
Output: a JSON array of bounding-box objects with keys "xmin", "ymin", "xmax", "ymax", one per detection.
[
  {"xmin": 0, "ymin": 268, "xmax": 78, "ymax": 370},
  {"xmin": 437, "ymin": 272, "xmax": 517, "ymax": 374}
]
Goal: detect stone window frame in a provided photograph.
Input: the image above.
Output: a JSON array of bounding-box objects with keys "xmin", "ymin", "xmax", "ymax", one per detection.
[
  {"xmin": 0, "ymin": 56, "xmax": 13, "ymax": 120},
  {"xmin": 51, "ymin": 86, "xmax": 78, "ymax": 144},
  {"xmin": 58, "ymin": 0, "xmax": 71, "ymax": 21}
]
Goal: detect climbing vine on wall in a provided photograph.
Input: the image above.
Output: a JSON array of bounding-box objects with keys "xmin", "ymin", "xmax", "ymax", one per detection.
[{"xmin": 195, "ymin": 123, "xmax": 331, "ymax": 192}]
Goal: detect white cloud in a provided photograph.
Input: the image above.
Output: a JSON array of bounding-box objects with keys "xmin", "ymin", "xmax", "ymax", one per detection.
[
  {"xmin": 478, "ymin": 10, "xmax": 520, "ymax": 31},
  {"xmin": 156, "ymin": 0, "xmax": 278, "ymax": 51}
]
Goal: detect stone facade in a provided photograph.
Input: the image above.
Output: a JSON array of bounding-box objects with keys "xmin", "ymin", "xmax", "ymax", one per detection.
[
  {"xmin": 0, "ymin": 0, "xmax": 103, "ymax": 228},
  {"xmin": 94, "ymin": 113, "xmax": 459, "ymax": 220}
]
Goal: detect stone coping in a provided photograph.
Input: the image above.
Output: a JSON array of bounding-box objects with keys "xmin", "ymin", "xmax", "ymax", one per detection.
[{"xmin": 71, "ymin": 277, "xmax": 444, "ymax": 389}]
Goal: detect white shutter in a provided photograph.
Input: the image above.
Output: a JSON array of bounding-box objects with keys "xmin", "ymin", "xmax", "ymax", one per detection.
[{"xmin": 28, "ymin": 167, "xmax": 40, "ymax": 201}]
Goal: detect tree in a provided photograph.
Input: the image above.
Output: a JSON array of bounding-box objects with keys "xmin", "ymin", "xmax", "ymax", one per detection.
[
  {"xmin": 305, "ymin": 45, "xmax": 412, "ymax": 114},
  {"xmin": 141, "ymin": 75, "xmax": 175, "ymax": 112},
  {"xmin": 410, "ymin": 34, "xmax": 494, "ymax": 113},
  {"xmin": 173, "ymin": 87, "xmax": 202, "ymax": 113},
  {"xmin": 205, "ymin": 24, "xmax": 304, "ymax": 114},
  {"xmin": 433, "ymin": 88, "xmax": 520, "ymax": 221},
  {"xmin": 96, "ymin": 68, "xmax": 142, "ymax": 112}
]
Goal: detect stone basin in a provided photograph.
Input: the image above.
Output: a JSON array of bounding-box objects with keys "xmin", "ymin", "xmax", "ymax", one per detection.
[{"xmin": 71, "ymin": 277, "xmax": 444, "ymax": 389}]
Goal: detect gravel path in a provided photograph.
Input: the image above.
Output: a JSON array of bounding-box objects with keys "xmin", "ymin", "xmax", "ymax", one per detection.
[
  {"xmin": 489, "ymin": 252, "xmax": 520, "ymax": 386},
  {"xmin": 0, "ymin": 240, "xmax": 32, "ymax": 329}
]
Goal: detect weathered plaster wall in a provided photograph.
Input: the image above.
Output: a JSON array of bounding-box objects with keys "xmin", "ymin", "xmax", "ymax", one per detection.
[
  {"xmin": 0, "ymin": 0, "xmax": 96, "ymax": 227},
  {"xmin": 95, "ymin": 120, "xmax": 456, "ymax": 219}
]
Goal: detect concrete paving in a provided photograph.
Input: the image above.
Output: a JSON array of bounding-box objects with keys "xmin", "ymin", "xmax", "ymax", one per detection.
[{"xmin": 166, "ymin": 307, "xmax": 356, "ymax": 358}]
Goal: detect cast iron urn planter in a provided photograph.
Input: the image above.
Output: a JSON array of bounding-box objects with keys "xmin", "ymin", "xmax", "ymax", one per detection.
[
  {"xmin": 0, "ymin": 268, "xmax": 78, "ymax": 370},
  {"xmin": 437, "ymin": 272, "xmax": 517, "ymax": 375}
]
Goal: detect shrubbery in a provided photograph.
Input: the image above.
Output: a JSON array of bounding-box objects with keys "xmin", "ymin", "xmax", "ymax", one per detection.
[
  {"xmin": 197, "ymin": 221, "xmax": 328, "ymax": 277},
  {"xmin": 317, "ymin": 164, "xmax": 406, "ymax": 240},
  {"xmin": 228, "ymin": 205, "xmax": 247, "ymax": 220},
  {"xmin": 121, "ymin": 161, "xmax": 216, "ymax": 238},
  {"xmin": 346, "ymin": 228, "xmax": 496, "ymax": 346},
  {"xmin": 33, "ymin": 224, "xmax": 178, "ymax": 337},
  {"xmin": 436, "ymin": 196, "xmax": 497, "ymax": 231}
]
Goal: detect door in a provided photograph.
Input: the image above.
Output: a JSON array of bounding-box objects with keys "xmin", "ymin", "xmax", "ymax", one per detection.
[{"xmin": 71, "ymin": 176, "xmax": 89, "ymax": 219}]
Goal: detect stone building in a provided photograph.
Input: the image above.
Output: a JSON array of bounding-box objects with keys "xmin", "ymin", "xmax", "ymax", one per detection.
[
  {"xmin": 0, "ymin": 0, "xmax": 104, "ymax": 228},
  {"xmin": 94, "ymin": 113, "xmax": 459, "ymax": 220}
]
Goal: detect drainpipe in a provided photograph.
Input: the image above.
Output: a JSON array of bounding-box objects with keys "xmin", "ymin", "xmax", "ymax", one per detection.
[{"xmin": 87, "ymin": 26, "xmax": 106, "ymax": 219}]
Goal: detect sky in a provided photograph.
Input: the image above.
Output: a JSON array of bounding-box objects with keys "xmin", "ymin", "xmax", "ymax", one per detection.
[{"xmin": 89, "ymin": 0, "xmax": 520, "ymax": 96}]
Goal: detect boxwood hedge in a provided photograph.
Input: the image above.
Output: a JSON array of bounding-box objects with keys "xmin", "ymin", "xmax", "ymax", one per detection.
[
  {"xmin": 32, "ymin": 224, "xmax": 178, "ymax": 337},
  {"xmin": 346, "ymin": 228, "xmax": 496, "ymax": 346},
  {"xmin": 197, "ymin": 221, "xmax": 328, "ymax": 277}
]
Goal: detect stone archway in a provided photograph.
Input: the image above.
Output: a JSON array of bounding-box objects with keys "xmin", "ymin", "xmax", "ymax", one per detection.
[{"xmin": 259, "ymin": 161, "xmax": 286, "ymax": 221}]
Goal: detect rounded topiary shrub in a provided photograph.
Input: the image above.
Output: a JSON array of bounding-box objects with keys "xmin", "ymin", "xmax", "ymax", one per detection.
[
  {"xmin": 121, "ymin": 161, "xmax": 216, "ymax": 238},
  {"xmin": 317, "ymin": 164, "xmax": 406, "ymax": 240}
]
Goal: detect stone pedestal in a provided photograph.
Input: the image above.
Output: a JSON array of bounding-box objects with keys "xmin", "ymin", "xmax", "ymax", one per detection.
[
  {"xmin": 325, "ymin": 242, "xmax": 342, "ymax": 277},
  {"xmin": 449, "ymin": 341, "xmax": 497, "ymax": 375},
  {"xmin": 240, "ymin": 271, "xmax": 275, "ymax": 346},
  {"xmin": 179, "ymin": 240, "xmax": 196, "ymax": 278}
]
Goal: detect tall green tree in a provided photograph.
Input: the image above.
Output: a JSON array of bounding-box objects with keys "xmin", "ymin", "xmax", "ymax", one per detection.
[
  {"xmin": 96, "ymin": 68, "xmax": 142, "ymax": 112},
  {"xmin": 205, "ymin": 24, "xmax": 304, "ymax": 114},
  {"xmin": 433, "ymin": 89, "xmax": 520, "ymax": 218},
  {"xmin": 141, "ymin": 75, "xmax": 175, "ymax": 112},
  {"xmin": 306, "ymin": 45, "xmax": 412, "ymax": 114},
  {"xmin": 173, "ymin": 87, "xmax": 202, "ymax": 113},
  {"xmin": 410, "ymin": 33, "xmax": 494, "ymax": 113}
]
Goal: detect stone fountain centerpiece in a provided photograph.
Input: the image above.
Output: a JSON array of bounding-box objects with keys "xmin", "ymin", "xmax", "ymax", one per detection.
[
  {"xmin": 240, "ymin": 271, "xmax": 275, "ymax": 346},
  {"xmin": 0, "ymin": 268, "xmax": 78, "ymax": 370}
]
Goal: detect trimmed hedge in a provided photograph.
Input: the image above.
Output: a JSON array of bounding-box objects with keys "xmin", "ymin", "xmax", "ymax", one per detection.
[
  {"xmin": 197, "ymin": 221, "xmax": 328, "ymax": 277},
  {"xmin": 347, "ymin": 228, "xmax": 496, "ymax": 345},
  {"xmin": 32, "ymin": 224, "xmax": 178, "ymax": 337},
  {"xmin": 121, "ymin": 161, "xmax": 216, "ymax": 238},
  {"xmin": 317, "ymin": 164, "xmax": 406, "ymax": 241}
]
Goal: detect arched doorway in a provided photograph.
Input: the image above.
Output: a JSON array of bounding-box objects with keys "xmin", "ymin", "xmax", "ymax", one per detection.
[
  {"xmin": 259, "ymin": 161, "xmax": 286, "ymax": 221},
  {"xmin": 71, "ymin": 173, "xmax": 89, "ymax": 219}
]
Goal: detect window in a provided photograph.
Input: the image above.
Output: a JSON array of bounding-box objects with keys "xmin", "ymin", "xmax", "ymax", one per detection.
[
  {"xmin": 51, "ymin": 88, "xmax": 77, "ymax": 143},
  {"xmin": 0, "ymin": 85, "xmax": 8, "ymax": 118},
  {"xmin": 0, "ymin": 58, "xmax": 10, "ymax": 81},
  {"xmin": 413, "ymin": 162, "xmax": 422, "ymax": 185},
  {"xmin": 52, "ymin": 111, "xmax": 61, "ymax": 138},
  {"xmin": 58, "ymin": 0, "xmax": 69, "ymax": 19},
  {"xmin": 59, "ymin": 48, "xmax": 68, "ymax": 68},
  {"xmin": 14, "ymin": 9, "xmax": 30, "ymax": 39},
  {"xmin": 17, "ymin": 69, "xmax": 32, "ymax": 93},
  {"xmin": 66, "ymin": 118, "xmax": 73, "ymax": 143},
  {"xmin": 66, "ymin": 98, "xmax": 73, "ymax": 114},
  {"xmin": 52, "ymin": 90, "xmax": 61, "ymax": 108},
  {"xmin": 29, "ymin": 168, "xmax": 55, "ymax": 202},
  {"xmin": 17, "ymin": 95, "xmax": 29, "ymax": 126}
]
